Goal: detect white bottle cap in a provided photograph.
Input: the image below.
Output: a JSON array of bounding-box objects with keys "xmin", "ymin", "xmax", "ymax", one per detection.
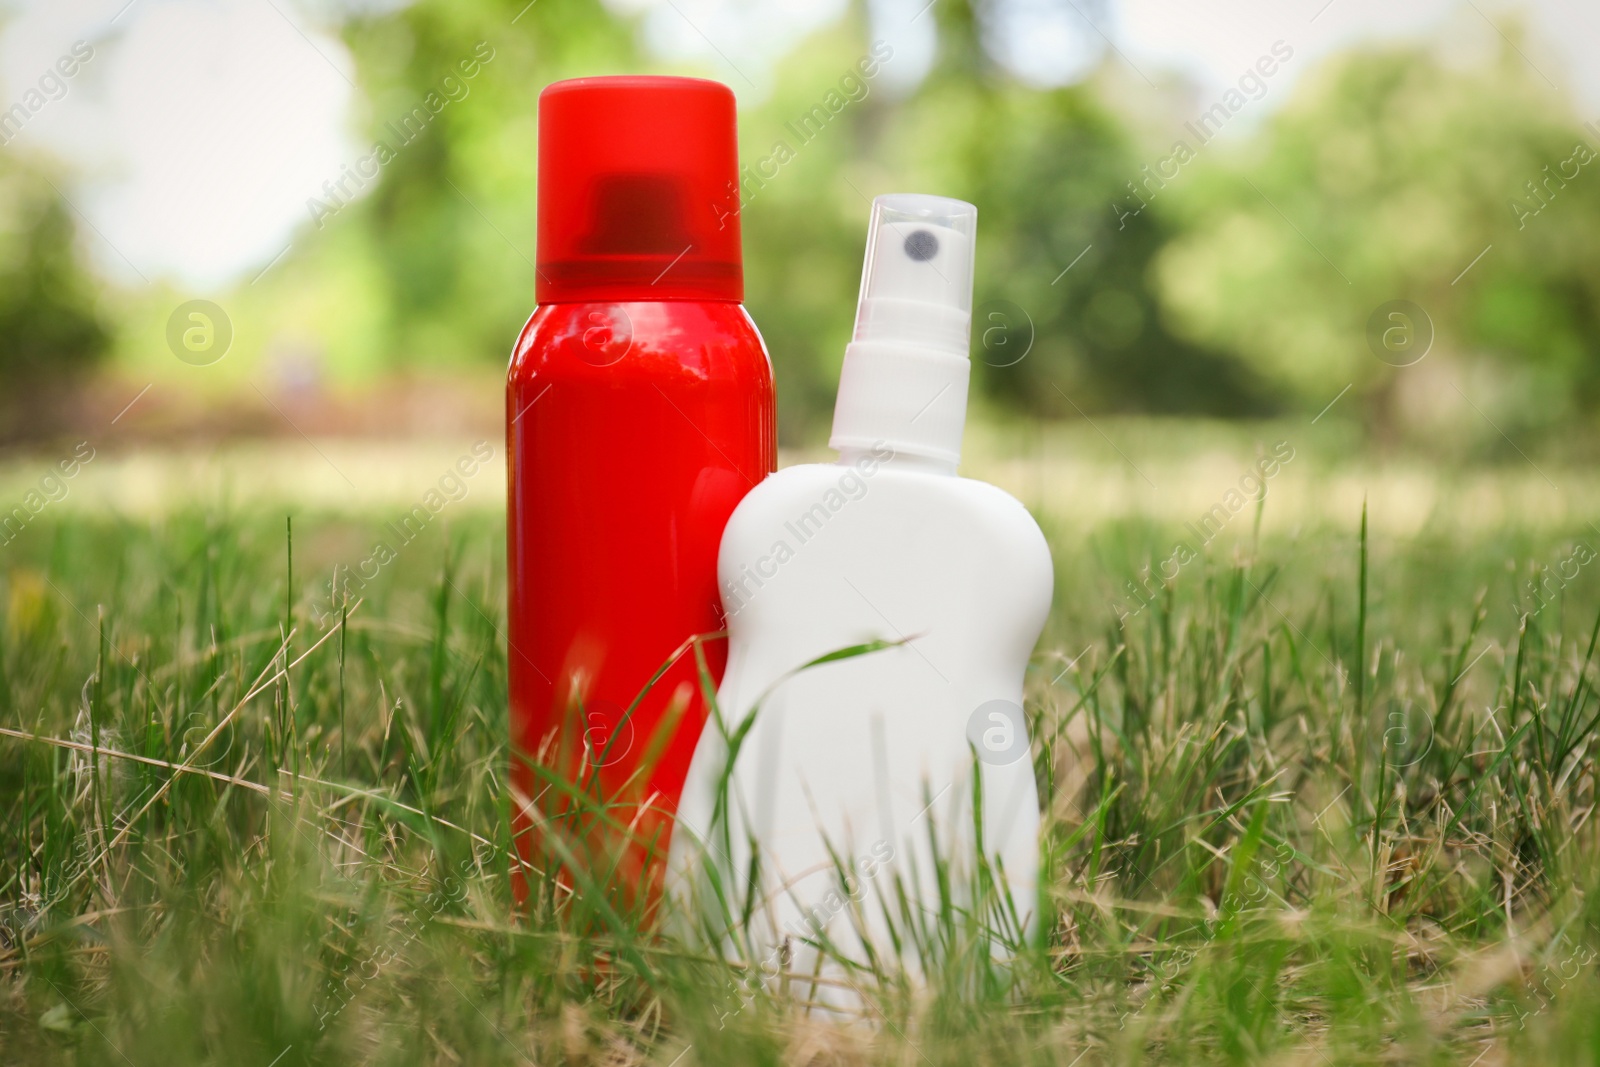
[{"xmin": 830, "ymin": 194, "xmax": 976, "ymax": 468}]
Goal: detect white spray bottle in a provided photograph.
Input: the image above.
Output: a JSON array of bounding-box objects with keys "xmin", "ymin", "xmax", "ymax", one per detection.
[{"xmin": 669, "ymin": 194, "xmax": 1053, "ymax": 995}]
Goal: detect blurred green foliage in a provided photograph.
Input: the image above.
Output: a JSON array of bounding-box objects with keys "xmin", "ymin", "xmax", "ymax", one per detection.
[
  {"xmin": 336, "ymin": 0, "xmax": 632, "ymax": 372},
  {"xmin": 328, "ymin": 0, "xmax": 1260, "ymax": 441},
  {"xmin": 910, "ymin": 36, "xmax": 1273, "ymax": 418},
  {"xmin": 0, "ymin": 156, "xmax": 109, "ymax": 438},
  {"xmin": 1154, "ymin": 33, "xmax": 1600, "ymax": 439},
  {"xmin": 10, "ymin": 0, "xmax": 1600, "ymax": 445}
]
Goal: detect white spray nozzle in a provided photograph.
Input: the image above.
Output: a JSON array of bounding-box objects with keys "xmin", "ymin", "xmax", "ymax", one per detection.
[
  {"xmin": 852, "ymin": 194, "xmax": 976, "ymax": 356},
  {"xmin": 830, "ymin": 194, "xmax": 979, "ymax": 469}
]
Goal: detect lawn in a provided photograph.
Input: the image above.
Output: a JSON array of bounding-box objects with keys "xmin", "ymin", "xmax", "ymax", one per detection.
[{"xmin": 2, "ymin": 427, "xmax": 1599, "ymax": 1065}]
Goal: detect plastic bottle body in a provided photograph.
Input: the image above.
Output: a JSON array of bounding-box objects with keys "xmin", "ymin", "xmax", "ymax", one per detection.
[
  {"xmin": 669, "ymin": 454, "xmax": 1053, "ymax": 996},
  {"xmin": 507, "ymin": 299, "xmax": 774, "ymax": 907}
]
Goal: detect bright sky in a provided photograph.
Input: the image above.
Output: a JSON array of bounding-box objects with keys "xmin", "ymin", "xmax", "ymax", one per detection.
[{"xmin": 1, "ymin": 0, "xmax": 1595, "ymax": 290}]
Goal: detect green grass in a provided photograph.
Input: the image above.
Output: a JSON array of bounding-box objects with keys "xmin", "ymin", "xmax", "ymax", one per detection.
[{"xmin": 3, "ymin": 494, "xmax": 1600, "ymax": 1065}]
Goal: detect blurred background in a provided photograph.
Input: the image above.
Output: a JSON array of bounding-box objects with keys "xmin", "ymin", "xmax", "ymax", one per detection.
[{"xmin": 0, "ymin": 0, "xmax": 1597, "ymax": 522}]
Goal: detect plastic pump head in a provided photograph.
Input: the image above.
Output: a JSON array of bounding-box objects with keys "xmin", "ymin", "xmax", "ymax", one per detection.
[
  {"xmin": 830, "ymin": 194, "xmax": 978, "ymax": 468},
  {"xmin": 852, "ymin": 194, "xmax": 976, "ymax": 355}
]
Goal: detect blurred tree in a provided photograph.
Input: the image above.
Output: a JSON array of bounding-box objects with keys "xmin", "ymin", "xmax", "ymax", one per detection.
[
  {"xmin": 324, "ymin": 0, "xmax": 1268, "ymax": 440},
  {"xmin": 729, "ymin": 0, "xmax": 1269, "ymax": 438},
  {"xmin": 0, "ymin": 159, "xmax": 111, "ymax": 440},
  {"xmin": 1152, "ymin": 29, "xmax": 1600, "ymax": 437},
  {"xmin": 901, "ymin": 0, "xmax": 1270, "ymax": 417},
  {"xmin": 337, "ymin": 0, "xmax": 639, "ymax": 370},
  {"xmin": 733, "ymin": 18, "xmax": 901, "ymax": 442}
]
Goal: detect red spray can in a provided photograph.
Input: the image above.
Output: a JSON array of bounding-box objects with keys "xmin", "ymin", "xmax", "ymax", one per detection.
[{"xmin": 506, "ymin": 76, "xmax": 775, "ymax": 909}]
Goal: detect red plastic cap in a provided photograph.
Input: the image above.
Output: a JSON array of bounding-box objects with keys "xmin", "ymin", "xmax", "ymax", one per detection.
[{"xmin": 537, "ymin": 76, "xmax": 742, "ymax": 304}]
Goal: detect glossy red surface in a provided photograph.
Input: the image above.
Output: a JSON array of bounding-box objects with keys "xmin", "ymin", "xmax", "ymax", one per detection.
[
  {"xmin": 506, "ymin": 300, "xmax": 774, "ymax": 908},
  {"xmin": 536, "ymin": 76, "xmax": 742, "ymax": 304}
]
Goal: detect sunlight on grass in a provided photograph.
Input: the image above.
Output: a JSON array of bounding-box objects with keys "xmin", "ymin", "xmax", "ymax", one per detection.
[
  {"xmin": 1, "ymin": 430, "xmax": 1598, "ymax": 1064},
  {"xmin": 0, "ymin": 419, "xmax": 1593, "ymax": 539}
]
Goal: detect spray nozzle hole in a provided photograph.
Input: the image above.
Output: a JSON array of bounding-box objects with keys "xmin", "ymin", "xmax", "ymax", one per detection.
[{"xmin": 903, "ymin": 230, "xmax": 939, "ymax": 261}]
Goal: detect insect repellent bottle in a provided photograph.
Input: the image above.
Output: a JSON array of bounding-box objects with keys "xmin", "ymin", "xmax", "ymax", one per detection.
[
  {"xmin": 507, "ymin": 76, "xmax": 775, "ymax": 909},
  {"xmin": 669, "ymin": 194, "xmax": 1053, "ymax": 994}
]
